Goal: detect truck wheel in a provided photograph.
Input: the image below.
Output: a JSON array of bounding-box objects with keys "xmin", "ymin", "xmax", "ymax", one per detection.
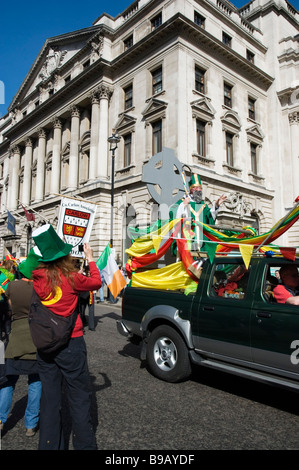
[{"xmin": 146, "ymin": 325, "xmax": 191, "ymax": 383}]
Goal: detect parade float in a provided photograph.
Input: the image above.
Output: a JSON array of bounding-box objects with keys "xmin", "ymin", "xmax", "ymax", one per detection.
[{"xmin": 125, "ymin": 149, "xmax": 299, "ymax": 294}]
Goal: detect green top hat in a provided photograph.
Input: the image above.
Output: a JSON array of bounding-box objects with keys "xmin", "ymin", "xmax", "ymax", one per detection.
[
  {"xmin": 18, "ymin": 246, "xmax": 41, "ymax": 279},
  {"xmin": 189, "ymin": 173, "xmax": 202, "ymax": 189},
  {"xmin": 32, "ymin": 224, "xmax": 73, "ymax": 262}
]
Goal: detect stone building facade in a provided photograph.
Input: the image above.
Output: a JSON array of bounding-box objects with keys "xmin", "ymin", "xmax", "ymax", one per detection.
[{"xmin": 0, "ymin": 0, "xmax": 298, "ymax": 262}]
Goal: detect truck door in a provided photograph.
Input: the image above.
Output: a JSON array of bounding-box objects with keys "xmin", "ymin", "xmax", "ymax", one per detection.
[
  {"xmin": 251, "ymin": 262, "xmax": 299, "ymax": 374},
  {"xmin": 191, "ymin": 260, "xmax": 252, "ymax": 361}
]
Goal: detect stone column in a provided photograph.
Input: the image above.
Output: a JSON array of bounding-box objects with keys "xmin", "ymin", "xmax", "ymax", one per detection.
[
  {"xmin": 6, "ymin": 151, "xmax": 13, "ymax": 210},
  {"xmin": 10, "ymin": 146, "xmax": 21, "ymax": 210},
  {"xmin": 289, "ymin": 112, "xmax": 299, "ymax": 201},
  {"xmin": 68, "ymin": 106, "xmax": 80, "ymax": 190},
  {"xmin": 144, "ymin": 121, "xmax": 151, "ymax": 159},
  {"xmin": 22, "ymin": 138, "xmax": 33, "ymax": 205},
  {"xmin": 35, "ymin": 128, "xmax": 47, "ymax": 202},
  {"xmin": 89, "ymin": 92, "xmax": 100, "ymax": 180},
  {"xmin": 97, "ymin": 85, "xmax": 112, "ymax": 178},
  {"xmin": 51, "ymin": 118, "xmax": 62, "ymax": 195}
]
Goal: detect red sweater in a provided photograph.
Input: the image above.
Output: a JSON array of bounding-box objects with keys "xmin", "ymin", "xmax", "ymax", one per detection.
[{"xmin": 32, "ymin": 261, "xmax": 101, "ymax": 337}]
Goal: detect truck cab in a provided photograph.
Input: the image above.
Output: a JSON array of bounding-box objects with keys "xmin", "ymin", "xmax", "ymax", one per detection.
[{"xmin": 118, "ymin": 255, "xmax": 299, "ymax": 390}]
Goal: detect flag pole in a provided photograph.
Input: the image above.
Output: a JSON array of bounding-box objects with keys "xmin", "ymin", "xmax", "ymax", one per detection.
[{"xmin": 18, "ymin": 200, "xmax": 49, "ymax": 222}]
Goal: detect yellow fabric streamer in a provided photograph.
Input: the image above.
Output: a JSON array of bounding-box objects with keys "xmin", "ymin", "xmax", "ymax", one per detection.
[
  {"xmin": 239, "ymin": 244, "xmax": 254, "ymax": 269},
  {"xmin": 131, "ymin": 261, "xmax": 195, "ymax": 291},
  {"xmin": 126, "ymin": 219, "xmax": 180, "ymax": 257},
  {"xmin": 152, "ymin": 235, "xmax": 162, "ymax": 253}
]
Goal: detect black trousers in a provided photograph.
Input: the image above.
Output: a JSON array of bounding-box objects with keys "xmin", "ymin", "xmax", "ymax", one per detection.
[{"xmin": 37, "ymin": 336, "xmax": 97, "ymax": 450}]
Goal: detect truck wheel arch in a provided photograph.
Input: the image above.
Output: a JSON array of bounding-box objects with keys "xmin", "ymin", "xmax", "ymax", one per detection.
[{"xmin": 141, "ymin": 305, "xmax": 194, "ymax": 349}]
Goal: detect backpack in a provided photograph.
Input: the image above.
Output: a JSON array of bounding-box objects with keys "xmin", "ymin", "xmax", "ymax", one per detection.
[{"xmin": 28, "ymin": 288, "xmax": 79, "ymax": 354}]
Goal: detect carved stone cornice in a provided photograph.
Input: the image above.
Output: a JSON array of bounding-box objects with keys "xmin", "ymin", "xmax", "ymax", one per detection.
[{"xmin": 89, "ymin": 33, "xmax": 104, "ymax": 63}]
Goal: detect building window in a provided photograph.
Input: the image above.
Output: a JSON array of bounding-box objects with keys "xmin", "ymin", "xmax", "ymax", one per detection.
[
  {"xmin": 152, "ymin": 120, "xmax": 162, "ymax": 155},
  {"xmin": 248, "ymin": 97, "xmax": 256, "ymax": 120},
  {"xmin": 151, "ymin": 12, "xmax": 162, "ymax": 30},
  {"xmin": 195, "ymin": 66, "xmax": 205, "ymax": 94},
  {"xmin": 224, "ymin": 83, "xmax": 232, "ymax": 108},
  {"xmin": 196, "ymin": 120, "xmax": 206, "ymax": 156},
  {"xmin": 246, "ymin": 49, "xmax": 255, "ymax": 63},
  {"xmin": 124, "ymin": 84, "xmax": 133, "ymax": 110},
  {"xmin": 152, "ymin": 67, "xmax": 163, "ymax": 95},
  {"xmin": 226, "ymin": 132, "xmax": 234, "ymax": 166},
  {"xmin": 222, "ymin": 32, "xmax": 232, "ymax": 47},
  {"xmin": 124, "ymin": 35, "xmax": 133, "ymax": 50},
  {"xmin": 123, "ymin": 134, "xmax": 132, "ymax": 167},
  {"xmin": 250, "ymin": 143, "xmax": 258, "ymax": 174},
  {"xmin": 194, "ymin": 11, "xmax": 205, "ymax": 28}
]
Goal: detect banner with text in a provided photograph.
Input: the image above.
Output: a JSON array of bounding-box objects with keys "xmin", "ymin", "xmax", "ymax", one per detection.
[{"xmin": 57, "ymin": 197, "xmax": 97, "ymax": 257}]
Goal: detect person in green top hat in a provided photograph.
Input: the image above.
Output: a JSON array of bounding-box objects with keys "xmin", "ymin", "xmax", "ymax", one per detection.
[
  {"xmin": 31, "ymin": 223, "xmax": 100, "ymax": 450},
  {"xmin": 176, "ymin": 173, "xmax": 227, "ymax": 251}
]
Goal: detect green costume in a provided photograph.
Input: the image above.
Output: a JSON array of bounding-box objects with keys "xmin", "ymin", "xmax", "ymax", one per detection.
[{"xmin": 174, "ymin": 174, "xmax": 218, "ymax": 251}]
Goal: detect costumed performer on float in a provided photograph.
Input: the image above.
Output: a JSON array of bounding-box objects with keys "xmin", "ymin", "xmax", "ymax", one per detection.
[{"xmin": 175, "ymin": 173, "xmax": 227, "ymax": 251}]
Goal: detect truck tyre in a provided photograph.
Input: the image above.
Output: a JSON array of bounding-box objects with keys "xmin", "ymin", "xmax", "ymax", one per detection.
[{"xmin": 146, "ymin": 325, "xmax": 191, "ymax": 383}]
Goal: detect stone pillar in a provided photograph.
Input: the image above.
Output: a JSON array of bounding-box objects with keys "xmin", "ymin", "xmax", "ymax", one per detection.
[
  {"xmin": 22, "ymin": 138, "xmax": 33, "ymax": 205},
  {"xmin": 289, "ymin": 112, "xmax": 299, "ymax": 201},
  {"xmin": 6, "ymin": 151, "xmax": 13, "ymax": 210},
  {"xmin": 97, "ymin": 85, "xmax": 112, "ymax": 178},
  {"xmin": 68, "ymin": 106, "xmax": 80, "ymax": 190},
  {"xmin": 51, "ymin": 118, "xmax": 62, "ymax": 195},
  {"xmin": 89, "ymin": 92, "xmax": 100, "ymax": 180},
  {"xmin": 10, "ymin": 146, "xmax": 21, "ymax": 210},
  {"xmin": 145, "ymin": 122, "xmax": 151, "ymax": 159},
  {"xmin": 35, "ymin": 128, "xmax": 46, "ymax": 202}
]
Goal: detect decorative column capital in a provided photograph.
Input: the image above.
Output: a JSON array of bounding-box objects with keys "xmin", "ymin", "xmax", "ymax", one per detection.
[
  {"xmin": 52, "ymin": 117, "xmax": 63, "ymax": 129},
  {"xmin": 12, "ymin": 145, "xmax": 21, "ymax": 155},
  {"xmin": 38, "ymin": 128, "xmax": 47, "ymax": 139},
  {"xmin": 70, "ymin": 105, "xmax": 81, "ymax": 118},
  {"xmin": 90, "ymin": 91, "xmax": 100, "ymax": 105},
  {"xmin": 97, "ymin": 84, "xmax": 113, "ymax": 100},
  {"xmin": 25, "ymin": 137, "xmax": 33, "ymax": 147},
  {"xmin": 289, "ymin": 112, "xmax": 299, "ymax": 124}
]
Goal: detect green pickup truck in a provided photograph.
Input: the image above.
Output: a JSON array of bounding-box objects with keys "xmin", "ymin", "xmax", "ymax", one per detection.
[{"xmin": 117, "ymin": 255, "xmax": 299, "ymax": 390}]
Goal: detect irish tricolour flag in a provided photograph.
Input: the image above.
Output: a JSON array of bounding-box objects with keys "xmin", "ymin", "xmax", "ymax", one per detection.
[{"xmin": 96, "ymin": 244, "xmax": 126, "ymax": 299}]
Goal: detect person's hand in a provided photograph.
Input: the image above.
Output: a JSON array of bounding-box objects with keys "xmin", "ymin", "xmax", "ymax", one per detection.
[
  {"xmin": 216, "ymin": 194, "xmax": 227, "ymax": 208},
  {"xmin": 183, "ymin": 197, "xmax": 191, "ymax": 205},
  {"xmin": 83, "ymin": 243, "xmax": 94, "ymax": 262}
]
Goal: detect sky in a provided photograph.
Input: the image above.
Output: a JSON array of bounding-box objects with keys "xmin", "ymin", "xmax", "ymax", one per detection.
[{"xmin": 1, "ymin": 0, "xmax": 298, "ymax": 118}]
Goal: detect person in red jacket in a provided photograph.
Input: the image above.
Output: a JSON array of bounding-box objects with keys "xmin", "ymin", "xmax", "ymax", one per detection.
[
  {"xmin": 273, "ymin": 264, "xmax": 299, "ymax": 305},
  {"xmin": 31, "ymin": 224, "xmax": 101, "ymax": 450}
]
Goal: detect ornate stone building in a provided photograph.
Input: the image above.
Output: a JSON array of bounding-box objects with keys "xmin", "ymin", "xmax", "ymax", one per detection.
[{"xmin": 0, "ymin": 0, "xmax": 298, "ymax": 262}]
